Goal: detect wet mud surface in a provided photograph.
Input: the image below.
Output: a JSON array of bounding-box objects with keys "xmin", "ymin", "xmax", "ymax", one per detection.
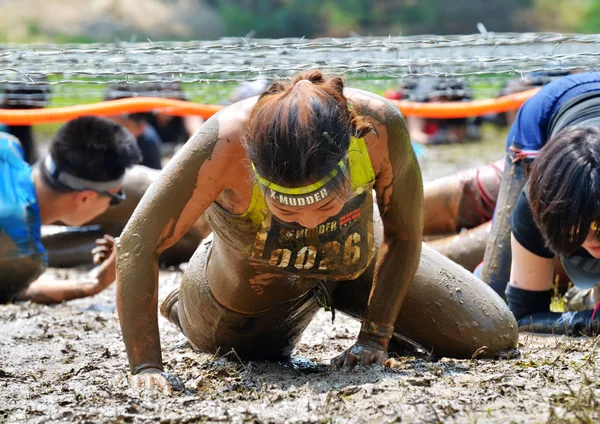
[{"xmin": 2, "ymin": 268, "xmax": 599, "ymax": 424}]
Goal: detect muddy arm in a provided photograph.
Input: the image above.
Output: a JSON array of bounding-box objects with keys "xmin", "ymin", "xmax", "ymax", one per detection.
[
  {"xmin": 331, "ymin": 94, "xmax": 423, "ymax": 368},
  {"xmin": 506, "ymin": 282, "xmax": 600, "ymax": 336},
  {"xmin": 481, "ymin": 154, "xmax": 529, "ymax": 296},
  {"xmin": 426, "ymin": 222, "xmax": 491, "ymax": 271},
  {"xmin": 18, "ymin": 274, "xmax": 105, "ymax": 304},
  {"xmin": 362, "ymin": 106, "xmax": 424, "ymax": 348},
  {"xmin": 17, "ymin": 235, "xmax": 116, "ymax": 304},
  {"xmin": 116, "ymin": 115, "xmax": 236, "ymax": 378}
]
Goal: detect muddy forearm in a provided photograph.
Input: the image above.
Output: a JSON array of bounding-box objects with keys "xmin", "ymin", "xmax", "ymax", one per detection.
[
  {"xmin": 115, "ymin": 188, "xmax": 186, "ymax": 373},
  {"xmin": 116, "ymin": 244, "xmax": 163, "ymax": 372},
  {"xmin": 116, "ymin": 118, "xmax": 225, "ymax": 374},
  {"xmin": 361, "ymin": 233, "xmax": 422, "ymax": 347},
  {"xmin": 365, "ymin": 99, "xmax": 424, "ymax": 348}
]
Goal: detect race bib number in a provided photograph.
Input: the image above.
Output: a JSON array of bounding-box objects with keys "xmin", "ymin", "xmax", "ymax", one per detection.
[{"xmin": 250, "ymin": 192, "xmax": 374, "ymax": 279}]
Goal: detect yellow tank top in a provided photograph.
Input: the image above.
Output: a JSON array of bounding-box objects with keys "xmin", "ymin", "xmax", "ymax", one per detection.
[{"xmin": 206, "ymin": 136, "xmax": 376, "ymax": 281}]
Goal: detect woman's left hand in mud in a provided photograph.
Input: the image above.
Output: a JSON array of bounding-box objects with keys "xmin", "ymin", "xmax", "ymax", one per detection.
[
  {"xmin": 330, "ymin": 341, "xmax": 396, "ymax": 370},
  {"xmin": 89, "ymin": 235, "xmax": 117, "ymax": 294}
]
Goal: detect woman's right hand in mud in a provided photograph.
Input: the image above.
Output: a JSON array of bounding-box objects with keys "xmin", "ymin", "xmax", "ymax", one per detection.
[{"xmin": 130, "ymin": 367, "xmax": 185, "ymax": 395}]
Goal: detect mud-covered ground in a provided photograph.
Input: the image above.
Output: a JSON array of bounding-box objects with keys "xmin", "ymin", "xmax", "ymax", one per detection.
[
  {"xmin": 2, "ymin": 130, "xmax": 599, "ymax": 423},
  {"xmin": 2, "ymin": 269, "xmax": 599, "ymax": 424}
]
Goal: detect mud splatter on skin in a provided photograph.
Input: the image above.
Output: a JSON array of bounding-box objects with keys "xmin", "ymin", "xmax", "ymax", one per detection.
[
  {"xmin": 397, "ymin": 243, "xmax": 518, "ymax": 358},
  {"xmin": 427, "ymin": 222, "xmax": 492, "ymax": 272},
  {"xmin": 347, "ymin": 89, "xmax": 516, "ymax": 357},
  {"xmin": 345, "ymin": 89, "xmax": 424, "ymax": 348},
  {"xmin": 423, "ymin": 160, "xmax": 504, "ymax": 235},
  {"xmin": 481, "ymin": 156, "xmax": 529, "ymax": 294},
  {"xmin": 332, "ymin": 216, "xmax": 518, "ymax": 358},
  {"xmin": 117, "ymin": 116, "xmax": 225, "ymax": 372}
]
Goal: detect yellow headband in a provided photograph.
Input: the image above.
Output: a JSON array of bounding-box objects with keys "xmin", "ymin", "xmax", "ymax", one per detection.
[{"xmin": 251, "ymin": 159, "xmax": 346, "ymax": 195}]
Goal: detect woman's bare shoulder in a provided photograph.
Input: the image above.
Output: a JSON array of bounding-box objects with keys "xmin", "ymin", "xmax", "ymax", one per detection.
[
  {"xmin": 344, "ymin": 88, "xmax": 409, "ymax": 175},
  {"xmin": 214, "ymin": 96, "xmax": 258, "ymax": 142},
  {"xmin": 183, "ymin": 96, "xmax": 259, "ymax": 159},
  {"xmin": 344, "ymin": 88, "xmax": 400, "ymax": 123}
]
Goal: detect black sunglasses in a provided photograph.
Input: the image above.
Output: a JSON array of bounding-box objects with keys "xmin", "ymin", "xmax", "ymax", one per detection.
[{"xmin": 93, "ymin": 188, "xmax": 126, "ymax": 206}]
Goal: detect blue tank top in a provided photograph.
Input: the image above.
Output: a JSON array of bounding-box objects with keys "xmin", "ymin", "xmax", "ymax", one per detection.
[
  {"xmin": 0, "ymin": 132, "xmax": 47, "ymax": 264},
  {"xmin": 507, "ymin": 72, "xmax": 600, "ymax": 152}
]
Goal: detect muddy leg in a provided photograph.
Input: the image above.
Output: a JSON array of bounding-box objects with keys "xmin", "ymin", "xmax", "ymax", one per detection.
[
  {"xmin": 160, "ymin": 288, "xmax": 183, "ymax": 331},
  {"xmin": 166, "ymin": 237, "xmax": 322, "ymax": 360},
  {"xmin": 427, "ymin": 222, "xmax": 569, "ymax": 283},
  {"xmin": 0, "ymin": 231, "xmax": 47, "ymax": 303},
  {"xmin": 423, "ymin": 175, "xmax": 463, "ymax": 235},
  {"xmin": 424, "ymin": 160, "xmax": 503, "ymax": 235},
  {"xmin": 333, "ymin": 243, "xmax": 518, "ymax": 359},
  {"xmin": 481, "ymin": 153, "xmax": 530, "ymax": 297},
  {"xmin": 426, "ymin": 221, "xmax": 491, "ymax": 272},
  {"xmin": 0, "ymin": 257, "xmax": 46, "ymax": 303}
]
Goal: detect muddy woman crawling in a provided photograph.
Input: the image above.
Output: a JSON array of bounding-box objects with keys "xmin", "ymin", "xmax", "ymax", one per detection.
[{"xmin": 116, "ymin": 70, "xmax": 517, "ymax": 392}]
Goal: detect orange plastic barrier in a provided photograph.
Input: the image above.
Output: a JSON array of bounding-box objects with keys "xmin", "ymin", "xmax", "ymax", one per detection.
[
  {"xmin": 0, "ymin": 98, "xmax": 225, "ymax": 125},
  {"xmin": 0, "ymin": 88, "xmax": 540, "ymax": 125},
  {"xmin": 392, "ymin": 87, "xmax": 540, "ymax": 119}
]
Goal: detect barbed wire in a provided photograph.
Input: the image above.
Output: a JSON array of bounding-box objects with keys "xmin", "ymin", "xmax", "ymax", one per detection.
[
  {"xmin": 4, "ymin": 32, "xmax": 600, "ymax": 52},
  {"xmin": 0, "ymin": 32, "xmax": 598, "ymax": 105}
]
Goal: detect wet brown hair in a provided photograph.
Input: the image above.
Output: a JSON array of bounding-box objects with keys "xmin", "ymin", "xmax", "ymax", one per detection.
[
  {"xmin": 244, "ymin": 70, "xmax": 373, "ymax": 189},
  {"xmin": 529, "ymin": 126, "xmax": 600, "ymax": 256}
]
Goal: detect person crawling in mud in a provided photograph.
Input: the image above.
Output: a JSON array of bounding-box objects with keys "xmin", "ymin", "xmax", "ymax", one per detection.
[
  {"xmin": 476, "ymin": 72, "xmax": 600, "ymax": 334},
  {"xmin": 0, "ymin": 116, "xmax": 141, "ymax": 304},
  {"xmin": 505, "ymin": 127, "xmax": 600, "ymax": 335},
  {"xmin": 116, "ymin": 70, "xmax": 517, "ymax": 393}
]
